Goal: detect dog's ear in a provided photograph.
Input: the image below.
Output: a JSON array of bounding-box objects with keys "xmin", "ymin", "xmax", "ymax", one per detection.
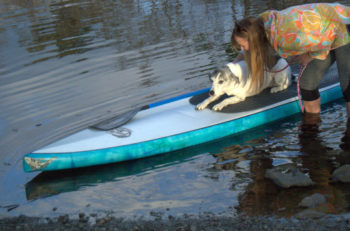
[
  {"xmin": 209, "ymin": 70, "xmax": 220, "ymax": 82},
  {"xmin": 208, "ymin": 73, "xmax": 212, "ymax": 82},
  {"xmin": 223, "ymin": 66, "xmax": 240, "ymax": 84}
]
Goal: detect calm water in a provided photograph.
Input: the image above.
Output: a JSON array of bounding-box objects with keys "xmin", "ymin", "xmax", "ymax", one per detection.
[{"xmin": 1, "ymin": 0, "xmax": 350, "ymax": 219}]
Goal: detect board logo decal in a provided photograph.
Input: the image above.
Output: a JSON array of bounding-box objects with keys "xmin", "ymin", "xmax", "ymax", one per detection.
[{"xmin": 24, "ymin": 157, "xmax": 57, "ymax": 171}]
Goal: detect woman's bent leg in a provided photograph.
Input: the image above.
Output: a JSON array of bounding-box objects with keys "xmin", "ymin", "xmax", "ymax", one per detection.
[{"xmin": 299, "ymin": 52, "xmax": 335, "ymax": 113}]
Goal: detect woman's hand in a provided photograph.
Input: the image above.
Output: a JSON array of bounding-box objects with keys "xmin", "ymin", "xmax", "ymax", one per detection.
[
  {"xmin": 233, "ymin": 52, "xmax": 244, "ymax": 63},
  {"xmin": 297, "ymin": 52, "xmax": 313, "ymax": 66}
]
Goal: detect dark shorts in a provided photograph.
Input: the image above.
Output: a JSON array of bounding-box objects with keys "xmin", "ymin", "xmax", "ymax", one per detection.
[{"xmin": 300, "ymin": 25, "xmax": 350, "ymax": 101}]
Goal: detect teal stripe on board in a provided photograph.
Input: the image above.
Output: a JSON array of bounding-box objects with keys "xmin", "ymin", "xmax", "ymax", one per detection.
[{"xmin": 23, "ymin": 84, "xmax": 342, "ymax": 172}]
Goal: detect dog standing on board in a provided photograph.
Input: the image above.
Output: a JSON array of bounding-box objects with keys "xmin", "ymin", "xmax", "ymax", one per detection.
[{"xmin": 196, "ymin": 58, "xmax": 292, "ymax": 111}]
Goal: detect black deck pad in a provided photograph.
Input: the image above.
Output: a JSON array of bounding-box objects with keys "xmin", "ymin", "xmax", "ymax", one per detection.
[
  {"xmin": 189, "ymin": 71, "xmax": 339, "ymax": 113},
  {"xmin": 92, "ymin": 68, "xmax": 339, "ymax": 130}
]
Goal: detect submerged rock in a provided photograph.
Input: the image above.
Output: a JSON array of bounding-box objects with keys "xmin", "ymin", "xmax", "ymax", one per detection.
[
  {"xmin": 265, "ymin": 164, "xmax": 314, "ymax": 188},
  {"xmin": 298, "ymin": 193, "xmax": 327, "ymax": 208},
  {"xmin": 332, "ymin": 164, "xmax": 350, "ymax": 183},
  {"xmin": 294, "ymin": 209, "xmax": 325, "ymax": 219},
  {"xmin": 214, "ymin": 145, "xmax": 252, "ymax": 162}
]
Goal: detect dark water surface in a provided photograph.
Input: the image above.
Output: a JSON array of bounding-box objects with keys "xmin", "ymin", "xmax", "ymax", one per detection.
[{"xmin": 1, "ymin": 0, "xmax": 350, "ymax": 219}]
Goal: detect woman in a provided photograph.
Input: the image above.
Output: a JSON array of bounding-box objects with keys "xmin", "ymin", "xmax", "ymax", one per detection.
[{"xmin": 231, "ymin": 3, "xmax": 350, "ymax": 115}]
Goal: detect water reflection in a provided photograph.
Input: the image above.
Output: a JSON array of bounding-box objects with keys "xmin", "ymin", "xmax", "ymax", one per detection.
[
  {"xmin": 24, "ymin": 125, "xmax": 268, "ymax": 201},
  {"xmin": 340, "ymin": 119, "xmax": 350, "ymax": 152},
  {"xmin": 231, "ymin": 104, "xmax": 350, "ymax": 217},
  {"xmin": 25, "ymin": 149, "xmax": 197, "ymax": 201},
  {"xmin": 4, "ymin": 100, "xmax": 350, "ymax": 218}
]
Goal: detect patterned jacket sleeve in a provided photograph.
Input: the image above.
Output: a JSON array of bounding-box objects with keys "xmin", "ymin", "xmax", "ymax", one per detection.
[{"xmin": 260, "ymin": 3, "xmax": 350, "ymax": 60}]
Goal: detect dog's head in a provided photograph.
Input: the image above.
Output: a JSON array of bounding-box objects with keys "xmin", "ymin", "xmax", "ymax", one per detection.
[{"xmin": 209, "ymin": 67, "xmax": 240, "ymax": 97}]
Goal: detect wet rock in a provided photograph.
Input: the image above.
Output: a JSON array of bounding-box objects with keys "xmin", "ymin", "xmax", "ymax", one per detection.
[
  {"xmin": 265, "ymin": 164, "xmax": 314, "ymax": 188},
  {"xmin": 79, "ymin": 213, "xmax": 89, "ymax": 223},
  {"xmin": 150, "ymin": 210, "xmax": 163, "ymax": 220},
  {"xmin": 332, "ymin": 164, "xmax": 350, "ymax": 183},
  {"xmin": 57, "ymin": 215, "xmax": 69, "ymax": 224},
  {"xmin": 294, "ymin": 209, "xmax": 325, "ymax": 219},
  {"xmin": 298, "ymin": 193, "xmax": 327, "ymax": 208}
]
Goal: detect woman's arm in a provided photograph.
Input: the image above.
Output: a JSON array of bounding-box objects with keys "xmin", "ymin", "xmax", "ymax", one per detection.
[{"xmin": 297, "ymin": 52, "xmax": 314, "ymax": 66}]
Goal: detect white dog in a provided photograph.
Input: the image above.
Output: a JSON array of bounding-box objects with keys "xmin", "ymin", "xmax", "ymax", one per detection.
[{"xmin": 196, "ymin": 58, "xmax": 292, "ymax": 111}]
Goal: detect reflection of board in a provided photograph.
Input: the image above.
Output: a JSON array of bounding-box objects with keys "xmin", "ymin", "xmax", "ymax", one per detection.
[{"xmin": 23, "ymin": 69, "xmax": 341, "ymax": 172}]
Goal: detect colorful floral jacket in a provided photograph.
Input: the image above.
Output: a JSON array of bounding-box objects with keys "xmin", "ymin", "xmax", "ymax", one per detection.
[{"xmin": 260, "ymin": 3, "xmax": 350, "ymax": 60}]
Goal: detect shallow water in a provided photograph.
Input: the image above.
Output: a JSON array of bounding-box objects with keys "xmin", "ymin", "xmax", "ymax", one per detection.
[
  {"xmin": 1, "ymin": 0, "xmax": 350, "ymax": 219},
  {"xmin": 2, "ymin": 99, "xmax": 350, "ymax": 218}
]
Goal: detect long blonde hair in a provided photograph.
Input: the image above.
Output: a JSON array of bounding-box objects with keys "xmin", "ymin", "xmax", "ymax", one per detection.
[{"xmin": 231, "ymin": 17, "xmax": 276, "ymax": 93}]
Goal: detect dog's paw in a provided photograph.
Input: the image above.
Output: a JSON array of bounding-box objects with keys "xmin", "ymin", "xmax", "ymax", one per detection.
[
  {"xmin": 270, "ymin": 87, "xmax": 285, "ymax": 93},
  {"xmin": 270, "ymin": 87, "xmax": 279, "ymax": 93},
  {"xmin": 212, "ymin": 103, "xmax": 225, "ymax": 111},
  {"xmin": 196, "ymin": 103, "xmax": 207, "ymax": 111}
]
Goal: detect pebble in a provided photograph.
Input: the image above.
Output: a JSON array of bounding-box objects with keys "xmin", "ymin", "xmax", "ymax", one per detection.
[
  {"xmin": 294, "ymin": 209, "xmax": 325, "ymax": 219},
  {"xmin": 299, "ymin": 193, "xmax": 327, "ymax": 208},
  {"xmin": 332, "ymin": 164, "xmax": 350, "ymax": 183},
  {"xmin": 57, "ymin": 215, "xmax": 69, "ymax": 224},
  {"xmin": 265, "ymin": 164, "xmax": 314, "ymax": 188}
]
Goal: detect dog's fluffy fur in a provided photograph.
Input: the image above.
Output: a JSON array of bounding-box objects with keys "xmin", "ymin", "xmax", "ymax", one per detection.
[{"xmin": 196, "ymin": 58, "xmax": 292, "ymax": 111}]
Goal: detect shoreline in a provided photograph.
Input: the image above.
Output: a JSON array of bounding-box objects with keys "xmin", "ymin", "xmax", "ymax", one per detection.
[{"xmin": 2, "ymin": 213, "xmax": 350, "ymax": 231}]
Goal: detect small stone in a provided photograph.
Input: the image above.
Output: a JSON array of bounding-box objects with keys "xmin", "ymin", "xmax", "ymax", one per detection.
[
  {"xmin": 57, "ymin": 215, "xmax": 69, "ymax": 224},
  {"xmin": 97, "ymin": 218, "xmax": 105, "ymax": 225},
  {"xmin": 294, "ymin": 209, "xmax": 325, "ymax": 219},
  {"xmin": 299, "ymin": 193, "xmax": 327, "ymax": 208},
  {"xmin": 150, "ymin": 211, "xmax": 157, "ymax": 216},
  {"xmin": 265, "ymin": 164, "xmax": 314, "ymax": 188},
  {"xmin": 332, "ymin": 164, "xmax": 350, "ymax": 183}
]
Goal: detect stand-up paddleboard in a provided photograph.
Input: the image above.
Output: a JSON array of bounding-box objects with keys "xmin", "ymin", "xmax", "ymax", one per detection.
[{"xmin": 23, "ymin": 69, "xmax": 342, "ymax": 172}]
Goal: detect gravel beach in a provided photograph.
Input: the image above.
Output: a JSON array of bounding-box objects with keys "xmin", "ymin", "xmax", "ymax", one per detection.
[{"xmin": 2, "ymin": 213, "xmax": 350, "ymax": 231}]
